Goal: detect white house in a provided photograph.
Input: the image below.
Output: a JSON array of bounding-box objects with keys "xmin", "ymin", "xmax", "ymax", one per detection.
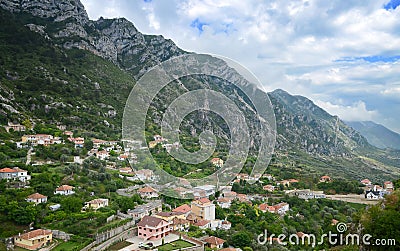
[
  {"xmin": 135, "ymin": 169, "xmax": 154, "ymax": 181},
  {"xmin": 0, "ymin": 167, "xmax": 31, "ymax": 182},
  {"xmin": 217, "ymin": 197, "xmax": 232, "ymax": 209},
  {"xmin": 26, "ymin": 193, "xmax": 47, "ymax": 205},
  {"xmin": 96, "ymin": 150, "xmax": 109, "ymax": 160},
  {"xmin": 220, "ymin": 220, "xmax": 232, "ymax": 230},
  {"xmin": 274, "ymin": 202, "xmax": 290, "ymax": 215},
  {"xmin": 365, "ymin": 190, "xmax": 382, "ymax": 200},
  {"xmin": 137, "ymin": 186, "xmax": 159, "ymax": 199},
  {"xmin": 54, "ymin": 185, "xmax": 75, "ymax": 195}
]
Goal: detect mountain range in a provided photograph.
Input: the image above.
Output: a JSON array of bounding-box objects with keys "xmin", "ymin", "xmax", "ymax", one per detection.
[
  {"xmin": 346, "ymin": 121, "xmax": 400, "ymax": 150},
  {"xmin": 0, "ymin": 0, "xmax": 399, "ymax": 182}
]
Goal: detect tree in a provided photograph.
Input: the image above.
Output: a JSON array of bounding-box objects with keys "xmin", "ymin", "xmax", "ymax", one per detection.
[
  {"xmin": 84, "ymin": 139, "xmax": 93, "ymax": 151},
  {"xmin": 31, "ymin": 173, "xmax": 60, "ymax": 196},
  {"xmin": 83, "ymin": 156, "xmax": 105, "ymax": 170},
  {"xmin": 360, "ymin": 190, "xmax": 400, "ymax": 250},
  {"xmin": 394, "ymin": 179, "xmax": 400, "ymax": 190},
  {"xmin": 61, "ymin": 196, "xmax": 83, "ymax": 213},
  {"xmin": 22, "ymin": 119, "xmax": 32, "ymax": 130},
  {"xmin": 215, "ymin": 205, "xmax": 226, "ymax": 220},
  {"xmin": 230, "ymin": 232, "xmax": 252, "ymax": 248}
]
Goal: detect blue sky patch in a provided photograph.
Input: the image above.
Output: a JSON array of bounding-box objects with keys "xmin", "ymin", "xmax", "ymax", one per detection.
[
  {"xmin": 190, "ymin": 18, "xmax": 208, "ymax": 34},
  {"xmin": 336, "ymin": 55, "xmax": 400, "ymax": 63},
  {"xmin": 384, "ymin": 0, "xmax": 400, "ymax": 10},
  {"xmin": 144, "ymin": 0, "xmax": 152, "ymax": 3}
]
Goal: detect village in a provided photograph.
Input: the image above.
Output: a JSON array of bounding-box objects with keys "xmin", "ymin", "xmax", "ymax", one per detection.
[{"xmin": 0, "ymin": 123, "xmax": 397, "ymax": 251}]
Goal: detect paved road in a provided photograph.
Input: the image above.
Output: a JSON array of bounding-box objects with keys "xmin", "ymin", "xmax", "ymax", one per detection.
[
  {"xmin": 26, "ymin": 147, "xmax": 33, "ymax": 165},
  {"xmin": 122, "ymin": 233, "xmax": 179, "ymax": 251}
]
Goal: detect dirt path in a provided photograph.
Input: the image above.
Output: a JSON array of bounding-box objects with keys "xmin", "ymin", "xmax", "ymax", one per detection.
[{"xmin": 326, "ymin": 194, "xmax": 380, "ymax": 205}]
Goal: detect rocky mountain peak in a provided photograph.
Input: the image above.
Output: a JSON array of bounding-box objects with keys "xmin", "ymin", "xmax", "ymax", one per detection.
[{"xmin": 0, "ymin": 0, "xmax": 89, "ymax": 25}]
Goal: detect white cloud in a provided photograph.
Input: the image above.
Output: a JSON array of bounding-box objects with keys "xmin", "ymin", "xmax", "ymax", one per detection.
[
  {"xmin": 80, "ymin": 0, "xmax": 400, "ymax": 132},
  {"xmin": 315, "ymin": 100, "xmax": 378, "ymax": 121}
]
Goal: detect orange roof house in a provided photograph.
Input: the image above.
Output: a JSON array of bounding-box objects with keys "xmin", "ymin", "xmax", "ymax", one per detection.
[
  {"xmin": 204, "ymin": 236, "xmax": 226, "ymax": 249},
  {"xmin": 137, "ymin": 186, "xmax": 159, "ymax": 198},
  {"xmin": 14, "ymin": 229, "xmax": 52, "ymax": 250},
  {"xmin": 54, "ymin": 185, "xmax": 74, "ymax": 195},
  {"xmin": 319, "ymin": 175, "xmax": 331, "ymax": 182},
  {"xmin": 173, "ymin": 204, "xmax": 192, "ymax": 214},
  {"xmin": 27, "ymin": 193, "xmax": 47, "ymax": 205}
]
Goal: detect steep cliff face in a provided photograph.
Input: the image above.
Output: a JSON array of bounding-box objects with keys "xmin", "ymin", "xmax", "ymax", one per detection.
[
  {"xmin": 0, "ymin": 0, "xmax": 184, "ymax": 76},
  {"xmin": 270, "ymin": 89, "xmax": 369, "ymax": 155},
  {"xmin": 92, "ymin": 17, "xmax": 184, "ymax": 75},
  {"xmin": 0, "ymin": 0, "xmax": 89, "ymax": 24}
]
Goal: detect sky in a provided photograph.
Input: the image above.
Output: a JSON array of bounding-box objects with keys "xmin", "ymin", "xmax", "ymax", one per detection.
[{"xmin": 81, "ymin": 0, "xmax": 400, "ymax": 133}]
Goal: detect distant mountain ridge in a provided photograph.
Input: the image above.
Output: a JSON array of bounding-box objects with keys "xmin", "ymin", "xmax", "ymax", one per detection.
[
  {"xmin": 0, "ymin": 0, "xmax": 399, "ymax": 181},
  {"xmin": 346, "ymin": 121, "xmax": 400, "ymax": 150}
]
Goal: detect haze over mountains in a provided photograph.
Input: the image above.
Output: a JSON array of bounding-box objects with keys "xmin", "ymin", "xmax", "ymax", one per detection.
[
  {"xmin": 0, "ymin": 0, "xmax": 399, "ymax": 182},
  {"xmin": 346, "ymin": 121, "xmax": 400, "ymax": 150}
]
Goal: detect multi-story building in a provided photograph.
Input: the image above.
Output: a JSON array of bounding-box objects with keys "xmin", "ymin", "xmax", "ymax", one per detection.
[
  {"xmin": 0, "ymin": 167, "xmax": 31, "ymax": 182},
  {"xmin": 21, "ymin": 134, "xmax": 56, "ymax": 146},
  {"xmin": 137, "ymin": 216, "xmax": 171, "ymax": 241},
  {"xmin": 191, "ymin": 198, "xmax": 215, "ymax": 221}
]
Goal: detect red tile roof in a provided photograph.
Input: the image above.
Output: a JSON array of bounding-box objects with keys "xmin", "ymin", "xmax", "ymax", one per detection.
[
  {"xmin": 0, "ymin": 167, "xmax": 17, "ymax": 173},
  {"xmin": 193, "ymin": 219, "xmax": 210, "ymax": 227},
  {"xmin": 259, "ymin": 203, "xmax": 275, "ymax": 212},
  {"xmin": 138, "ymin": 186, "xmax": 156, "ymax": 193},
  {"xmin": 27, "ymin": 193, "xmax": 47, "ymax": 199},
  {"xmin": 217, "ymin": 197, "xmax": 231, "ymax": 203},
  {"xmin": 173, "ymin": 204, "xmax": 192, "ymax": 213},
  {"xmin": 197, "ymin": 198, "xmax": 211, "ymax": 204},
  {"xmin": 173, "ymin": 217, "xmax": 189, "ymax": 225},
  {"xmin": 56, "ymin": 185, "xmax": 73, "ymax": 191},
  {"xmin": 156, "ymin": 211, "xmax": 184, "ymax": 217},
  {"xmin": 204, "ymin": 236, "xmax": 226, "ymax": 245},
  {"xmin": 137, "ymin": 216, "xmax": 165, "ymax": 228},
  {"xmin": 18, "ymin": 229, "xmax": 52, "ymax": 240}
]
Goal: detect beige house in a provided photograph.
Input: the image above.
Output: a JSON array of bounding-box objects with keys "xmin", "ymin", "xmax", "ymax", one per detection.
[
  {"xmin": 83, "ymin": 198, "xmax": 109, "ymax": 211},
  {"xmin": 211, "ymin": 157, "xmax": 224, "ymax": 167},
  {"xmin": 191, "ymin": 198, "xmax": 215, "ymax": 221},
  {"xmin": 14, "ymin": 229, "xmax": 52, "ymax": 250},
  {"xmin": 4, "ymin": 122, "xmax": 25, "ymax": 132}
]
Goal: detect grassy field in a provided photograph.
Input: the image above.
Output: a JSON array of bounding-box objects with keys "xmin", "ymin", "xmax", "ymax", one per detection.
[
  {"xmin": 52, "ymin": 240, "xmax": 86, "ymax": 251},
  {"xmin": 158, "ymin": 240, "xmax": 195, "ymax": 251}
]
